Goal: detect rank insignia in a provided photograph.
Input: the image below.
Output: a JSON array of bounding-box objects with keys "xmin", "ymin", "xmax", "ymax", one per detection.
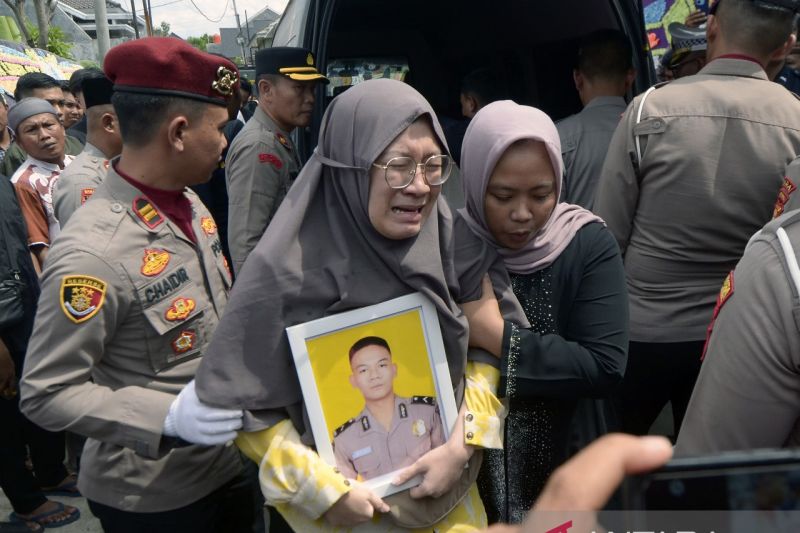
[
  {"xmin": 412, "ymin": 419, "xmax": 427, "ymax": 437},
  {"xmin": 773, "ymin": 177, "xmax": 797, "ymax": 219},
  {"xmin": 60, "ymin": 275, "xmax": 107, "ymax": 324},
  {"xmin": 361, "ymin": 416, "xmax": 370, "ymax": 431},
  {"xmin": 165, "ymin": 297, "xmax": 196, "ymax": 321},
  {"xmin": 399, "ymin": 403, "xmax": 408, "ymax": 419},
  {"xmin": 211, "ymin": 66, "xmax": 238, "ymax": 97},
  {"xmin": 171, "ymin": 330, "xmax": 196, "ymax": 355},
  {"xmin": 133, "ymin": 197, "xmax": 163, "ymax": 229},
  {"xmin": 702, "ymin": 271, "xmax": 735, "ymax": 361},
  {"xmin": 200, "ymin": 216, "xmax": 217, "ymax": 236},
  {"xmin": 141, "ymin": 249, "xmax": 170, "ymax": 277},
  {"xmin": 306, "ymin": 52, "xmax": 314, "ymax": 66},
  {"xmin": 276, "ymin": 133, "xmax": 291, "ymax": 150},
  {"xmin": 80, "ymin": 188, "xmax": 95, "ymax": 205},
  {"xmin": 258, "ymin": 153, "xmax": 283, "ymax": 169}
]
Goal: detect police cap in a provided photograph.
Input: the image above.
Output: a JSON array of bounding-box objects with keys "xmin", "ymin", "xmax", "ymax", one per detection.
[
  {"xmin": 82, "ymin": 76, "xmax": 114, "ymax": 108},
  {"xmin": 104, "ymin": 37, "xmax": 240, "ymax": 106},
  {"xmin": 255, "ymin": 47, "xmax": 329, "ymax": 84}
]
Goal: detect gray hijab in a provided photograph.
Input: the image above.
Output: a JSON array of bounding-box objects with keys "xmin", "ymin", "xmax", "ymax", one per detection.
[{"xmin": 196, "ymin": 78, "xmax": 525, "ymax": 433}]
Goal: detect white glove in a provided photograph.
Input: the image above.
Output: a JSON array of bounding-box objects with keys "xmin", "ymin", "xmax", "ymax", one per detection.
[{"xmin": 163, "ymin": 380, "xmax": 243, "ymax": 446}]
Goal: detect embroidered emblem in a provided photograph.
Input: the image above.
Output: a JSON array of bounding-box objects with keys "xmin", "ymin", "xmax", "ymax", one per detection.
[
  {"xmin": 702, "ymin": 271, "xmax": 735, "ymax": 361},
  {"xmin": 165, "ymin": 297, "xmax": 196, "ymax": 321},
  {"xmin": 171, "ymin": 330, "xmax": 196, "ymax": 355},
  {"xmin": 773, "ymin": 177, "xmax": 797, "ymax": 218},
  {"xmin": 412, "ymin": 419, "xmax": 427, "ymax": 437},
  {"xmin": 200, "ymin": 216, "xmax": 217, "ymax": 236},
  {"xmin": 360, "ymin": 416, "xmax": 370, "ymax": 431},
  {"xmin": 222, "ymin": 256, "xmax": 232, "ymax": 277},
  {"xmin": 211, "ymin": 66, "xmax": 238, "ymax": 97},
  {"xmin": 306, "ymin": 52, "xmax": 314, "ymax": 66},
  {"xmin": 141, "ymin": 249, "xmax": 170, "ymax": 277},
  {"xmin": 133, "ymin": 197, "xmax": 163, "ymax": 229},
  {"xmin": 80, "ymin": 188, "xmax": 95, "ymax": 205},
  {"xmin": 60, "ymin": 275, "xmax": 107, "ymax": 324},
  {"xmin": 276, "ymin": 133, "xmax": 291, "ymax": 150},
  {"xmin": 334, "ymin": 418, "xmax": 355, "ymax": 437},
  {"xmin": 258, "ymin": 153, "xmax": 283, "ymax": 169},
  {"xmin": 399, "ymin": 403, "xmax": 408, "ymax": 419}
]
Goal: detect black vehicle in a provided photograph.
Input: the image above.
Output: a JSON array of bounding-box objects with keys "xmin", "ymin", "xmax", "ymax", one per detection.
[{"xmin": 273, "ymin": 0, "xmax": 654, "ymax": 168}]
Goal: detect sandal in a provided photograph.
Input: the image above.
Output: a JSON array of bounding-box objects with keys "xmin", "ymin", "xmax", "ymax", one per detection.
[
  {"xmin": 0, "ymin": 520, "xmax": 44, "ymax": 532},
  {"xmin": 9, "ymin": 502, "xmax": 80, "ymax": 529},
  {"xmin": 39, "ymin": 474, "xmax": 80, "ymax": 498}
]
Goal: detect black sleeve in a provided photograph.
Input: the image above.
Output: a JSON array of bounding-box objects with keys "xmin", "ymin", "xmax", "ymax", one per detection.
[{"xmin": 499, "ymin": 225, "xmax": 629, "ymax": 400}]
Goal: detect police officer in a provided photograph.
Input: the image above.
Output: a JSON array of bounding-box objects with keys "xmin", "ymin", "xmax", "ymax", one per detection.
[
  {"xmin": 332, "ymin": 336, "xmax": 445, "ymax": 481},
  {"xmin": 19, "ymin": 38, "xmax": 253, "ymax": 533},
  {"xmin": 225, "ymin": 47, "xmax": 328, "ymax": 274},
  {"xmin": 676, "ymin": 180, "xmax": 800, "ymax": 454},
  {"xmin": 54, "ymin": 76, "xmax": 121, "ymax": 225},
  {"xmin": 666, "ymin": 22, "xmax": 708, "ymax": 79},
  {"xmin": 594, "ymin": 0, "xmax": 800, "ymax": 438}
]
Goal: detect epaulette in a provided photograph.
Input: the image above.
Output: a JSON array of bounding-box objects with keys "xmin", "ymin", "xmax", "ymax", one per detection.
[
  {"xmin": 412, "ymin": 396, "xmax": 435, "ymax": 406},
  {"xmin": 333, "ymin": 418, "xmax": 355, "ymax": 437}
]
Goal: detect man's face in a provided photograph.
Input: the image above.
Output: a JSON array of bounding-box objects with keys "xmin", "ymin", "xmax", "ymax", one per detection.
[
  {"xmin": 349, "ymin": 344, "xmax": 397, "ymax": 402},
  {"xmin": 30, "ymin": 87, "xmax": 66, "ymax": 123},
  {"xmin": 0, "ymin": 101, "xmax": 8, "ymax": 131},
  {"xmin": 180, "ymin": 104, "xmax": 230, "ymax": 186},
  {"xmin": 260, "ymin": 76, "xmax": 317, "ymax": 131},
  {"xmin": 16, "ymin": 112, "xmax": 65, "ymax": 165},
  {"xmin": 62, "ymin": 91, "xmax": 82, "ymax": 128}
]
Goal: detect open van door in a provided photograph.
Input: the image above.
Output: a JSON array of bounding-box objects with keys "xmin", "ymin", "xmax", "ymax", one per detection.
[{"xmin": 273, "ymin": 0, "xmax": 655, "ymax": 163}]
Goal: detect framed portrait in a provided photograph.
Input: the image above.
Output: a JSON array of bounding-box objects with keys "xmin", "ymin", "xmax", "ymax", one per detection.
[{"xmin": 286, "ymin": 292, "xmax": 458, "ymax": 498}]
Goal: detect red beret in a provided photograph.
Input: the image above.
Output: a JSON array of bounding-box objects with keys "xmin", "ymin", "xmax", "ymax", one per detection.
[{"xmin": 103, "ymin": 37, "xmax": 239, "ymax": 106}]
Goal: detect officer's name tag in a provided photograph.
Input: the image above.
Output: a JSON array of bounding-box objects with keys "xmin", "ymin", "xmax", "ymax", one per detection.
[{"xmin": 351, "ymin": 446, "xmax": 372, "ymax": 460}]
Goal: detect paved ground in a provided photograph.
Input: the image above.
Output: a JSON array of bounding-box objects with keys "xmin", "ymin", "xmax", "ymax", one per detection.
[{"xmin": 0, "ymin": 491, "xmax": 102, "ymax": 532}]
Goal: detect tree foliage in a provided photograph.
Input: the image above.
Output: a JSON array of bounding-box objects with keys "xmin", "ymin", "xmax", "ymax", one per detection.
[
  {"xmin": 187, "ymin": 34, "xmax": 211, "ymax": 52},
  {"xmin": 27, "ymin": 22, "xmax": 73, "ymax": 59},
  {"xmin": 3, "ymin": 0, "xmax": 58, "ymax": 48}
]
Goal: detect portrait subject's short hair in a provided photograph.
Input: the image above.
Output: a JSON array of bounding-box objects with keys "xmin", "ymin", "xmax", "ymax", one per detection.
[{"xmin": 349, "ymin": 336, "xmax": 391, "ymax": 362}]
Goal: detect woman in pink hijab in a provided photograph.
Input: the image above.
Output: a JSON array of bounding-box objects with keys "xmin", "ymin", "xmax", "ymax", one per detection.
[{"xmin": 458, "ymin": 100, "xmax": 629, "ymax": 524}]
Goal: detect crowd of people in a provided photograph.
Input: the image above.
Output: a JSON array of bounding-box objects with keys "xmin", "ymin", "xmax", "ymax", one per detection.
[{"xmin": 2, "ymin": 0, "xmax": 800, "ymax": 531}]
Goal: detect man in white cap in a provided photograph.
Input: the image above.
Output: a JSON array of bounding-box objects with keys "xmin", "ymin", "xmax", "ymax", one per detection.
[{"xmin": 667, "ymin": 22, "xmax": 709, "ymax": 79}]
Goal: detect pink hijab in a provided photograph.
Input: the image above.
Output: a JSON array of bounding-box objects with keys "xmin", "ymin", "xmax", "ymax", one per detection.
[{"xmin": 459, "ymin": 100, "xmax": 604, "ymax": 274}]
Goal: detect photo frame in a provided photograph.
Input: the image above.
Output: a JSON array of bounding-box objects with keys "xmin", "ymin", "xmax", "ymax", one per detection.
[{"xmin": 286, "ymin": 292, "xmax": 458, "ymax": 498}]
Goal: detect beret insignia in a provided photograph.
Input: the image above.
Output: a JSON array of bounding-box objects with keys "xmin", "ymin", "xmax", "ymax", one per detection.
[{"xmin": 212, "ymin": 66, "xmax": 238, "ymax": 97}]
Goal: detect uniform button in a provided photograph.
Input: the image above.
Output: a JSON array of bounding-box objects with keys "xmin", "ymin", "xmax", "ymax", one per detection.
[
  {"xmin": 466, "ymin": 432, "xmax": 474, "ymax": 440},
  {"xmin": 465, "ymin": 414, "xmax": 473, "ymax": 422},
  {"xmin": 333, "ymin": 467, "xmax": 340, "ymax": 474},
  {"xmin": 343, "ymin": 480, "xmax": 351, "ymax": 486},
  {"xmin": 653, "ymin": 120, "xmax": 662, "ymax": 127},
  {"xmin": 111, "ymin": 203, "xmax": 123, "ymax": 213}
]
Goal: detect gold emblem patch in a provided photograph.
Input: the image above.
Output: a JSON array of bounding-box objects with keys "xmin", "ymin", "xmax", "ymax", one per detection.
[
  {"xmin": 306, "ymin": 52, "xmax": 314, "ymax": 66},
  {"xmin": 80, "ymin": 188, "xmax": 95, "ymax": 205},
  {"xmin": 61, "ymin": 275, "xmax": 107, "ymax": 324},
  {"xmin": 141, "ymin": 249, "xmax": 170, "ymax": 277},
  {"xmin": 171, "ymin": 330, "xmax": 196, "ymax": 355},
  {"xmin": 212, "ymin": 66, "xmax": 238, "ymax": 97},
  {"xmin": 412, "ymin": 419, "xmax": 427, "ymax": 437},
  {"xmin": 200, "ymin": 216, "xmax": 217, "ymax": 236},
  {"xmin": 165, "ymin": 297, "xmax": 196, "ymax": 322}
]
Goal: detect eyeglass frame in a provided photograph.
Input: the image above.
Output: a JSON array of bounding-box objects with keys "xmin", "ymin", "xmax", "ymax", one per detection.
[{"xmin": 371, "ymin": 154, "xmax": 453, "ymax": 190}]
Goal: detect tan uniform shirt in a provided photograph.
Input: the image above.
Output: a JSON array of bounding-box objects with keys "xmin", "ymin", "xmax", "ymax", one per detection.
[
  {"xmin": 53, "ymin": 142, "xmax": 108, "ymax": 226},
  {"xmin": 675, "ymin": 209, "xmax": 800, "ymax": 456},
  {"xmin": 595, "ymin": 58, "xmax": 800, "ymax": 343},
  {"xmin": 557, "ymin": 95, "xmax": 627, "ymax": 210},
  {"xmin": 19, "ymin": 166, "xmax": 242, "ymax": 512},
  {"xmin": 332, "ymin": 395, "xmax": 445, "ymax": 481},
  {"xmin": 226, "ymin": 106, "xmax": 300, "ymax": 274}
]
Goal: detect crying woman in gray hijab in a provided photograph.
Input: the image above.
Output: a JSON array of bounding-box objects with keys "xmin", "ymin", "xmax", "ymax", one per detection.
[{"xmin": 156, "ymin": 78, "xmax": 530, "ymax": 531}]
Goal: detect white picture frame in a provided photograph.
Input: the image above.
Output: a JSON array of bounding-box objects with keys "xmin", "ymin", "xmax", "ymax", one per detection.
[{"xmin": 286, "ymin": 292, "xmax": 458, "ymax": 498}]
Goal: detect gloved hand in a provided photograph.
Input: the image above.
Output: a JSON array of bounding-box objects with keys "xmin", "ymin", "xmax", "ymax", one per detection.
[{"xmin": 163, "ymin": 380, "xmax": 243, "ymax": 446}]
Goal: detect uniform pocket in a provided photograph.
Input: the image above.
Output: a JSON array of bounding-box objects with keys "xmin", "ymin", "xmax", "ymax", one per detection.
[{"xmin": 352, "ymin": 449, "xmax": 382, "ymax": 480}]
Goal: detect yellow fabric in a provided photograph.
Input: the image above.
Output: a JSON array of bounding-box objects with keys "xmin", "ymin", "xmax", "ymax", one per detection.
[{"xmin": 463, "ymin": 361, "xmax": 505, "ymax": 449}]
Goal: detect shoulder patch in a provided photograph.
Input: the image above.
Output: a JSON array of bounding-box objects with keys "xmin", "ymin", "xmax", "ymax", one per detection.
[
  {"xmin": 773, "ymin": 177, "xmax": 797, "ymax": 219},
  {"xmin": 60, "ymin": 275, "xmax": 107, "ymax": 324},
  {"xmin": 334, "ymin": 418, "xmax": 355, "ymax": 437},
  {"xmin": 200, "ymin": 216, "xmax": 217, "ymax": 236},
  {"xmin": 133, "ymin": 196, "xmax": 163, "ymax": 229},
  {"xmin": 412, "ymin": 395, "xmax": 436, "ymax": 406},
  {"xmin": 701, "ymin": 271, "xmax": 735, "ymax": 361},
  {"xmin": 258, "ymin": 153, "xmax": 283, "ymax": 169}
]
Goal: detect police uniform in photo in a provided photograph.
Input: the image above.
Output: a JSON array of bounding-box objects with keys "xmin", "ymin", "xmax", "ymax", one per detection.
[
  {"xmin": 593, "ymin": 0, "xmax": 800, "ymax": 436},
  {"xmin": 225, "ymin": 47, "xmax": 328, "ymax": 274},
  {"xmin": 53, "ymin": 76, "xmax": 115, "ymax": 226},
  {"xmin": 676, "ymin": 200, "xmax": 800, "ymax": 455},
  {"xmin": 18, "ymin": 39, "xmax": 249, "ymax": 528},
  {"xmin": 332, "ymin": 395, "xmax": 445, "ymax": 481}
]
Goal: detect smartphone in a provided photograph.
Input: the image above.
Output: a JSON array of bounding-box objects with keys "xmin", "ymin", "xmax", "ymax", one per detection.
[
  {"xmin": 695, "ymin": 0, "xmax": 709, "ymax": 13},
  {"xmin": 622, "ymin": 448, "xmax": 800, "ymax": 511}
]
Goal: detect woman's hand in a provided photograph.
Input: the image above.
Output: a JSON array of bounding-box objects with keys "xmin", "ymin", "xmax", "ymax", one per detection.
[
  {"xmin": 323, "ymin": 485, "xmax": 390, "ymax": 527},
  {"xmin": 685, "ymin": 10, "xmax": 708, "ymax": 27},
  {"xmin": 461, "ymin": 275, "xmax": 505, "ymax": 357},
  {"xmin": 392, "ymin": 405, "xmax": 474, "ymax": 499}
]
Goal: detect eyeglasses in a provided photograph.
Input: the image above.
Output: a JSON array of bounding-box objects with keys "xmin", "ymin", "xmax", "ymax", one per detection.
[{"xmin": 372, "ymin": 154, "xmax": 452, "ymax": 189}]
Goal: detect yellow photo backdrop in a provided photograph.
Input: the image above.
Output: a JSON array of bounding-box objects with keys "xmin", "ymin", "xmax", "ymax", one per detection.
[{"xmin": 306, "ymin": 309, "xmax": 437, "ymax": 441}]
